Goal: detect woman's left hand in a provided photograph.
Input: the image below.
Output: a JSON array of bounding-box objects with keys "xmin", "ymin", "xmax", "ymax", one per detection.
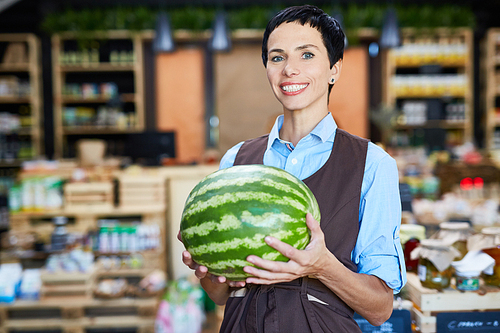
[{"xmin": 243, "ymin": 213, "xmax": 331, "ymax": 284}]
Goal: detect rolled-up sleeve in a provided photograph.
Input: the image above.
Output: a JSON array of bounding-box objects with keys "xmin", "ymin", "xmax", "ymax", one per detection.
[{"xmin": 353, "ymin": 149, "xmax": 407, "ymax": 293}]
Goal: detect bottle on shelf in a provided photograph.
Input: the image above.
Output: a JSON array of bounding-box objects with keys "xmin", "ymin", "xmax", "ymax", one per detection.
[{"xmin": 51, "ymin": 216, "xmax": 68, "ymax": 252}]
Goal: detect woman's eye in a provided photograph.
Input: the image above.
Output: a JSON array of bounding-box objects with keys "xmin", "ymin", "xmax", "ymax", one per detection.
[
  {"xmin": 271, "ymin": 55, "xmax": 284, "ymax": 62},
  {"xmin": 302, "ymin": 52, "xmax": 314, "ymax": 59}
]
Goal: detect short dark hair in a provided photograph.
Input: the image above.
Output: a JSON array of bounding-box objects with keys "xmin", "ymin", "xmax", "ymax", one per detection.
[{"xmin": 261, "ymin": 5, "xmax": 345, "ymax": 95}]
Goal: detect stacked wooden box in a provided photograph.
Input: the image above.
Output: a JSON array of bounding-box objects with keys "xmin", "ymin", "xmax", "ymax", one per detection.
[
  {"xmin": 117, "ymin": 174, "xmax": 166, "ymax": 211},
  {"xmin": 406, "ymin": 273, "xmax": 500, "ymax": 333},
  {"xmin": 40, "ymin": 269, "xmax": 95, "ymax": 300},
  {"xmin": 64, "ymin": 182, "xmax": 114, "ymax": 211},
  {"xmin": 0, "ymin": 297, "xmax": 157, "ymax": 333}
]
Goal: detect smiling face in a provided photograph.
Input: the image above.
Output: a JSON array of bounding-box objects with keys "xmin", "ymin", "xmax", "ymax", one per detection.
[{"xmin": 266, "ymin": 22, "xmax": 341, "ymax": 114}]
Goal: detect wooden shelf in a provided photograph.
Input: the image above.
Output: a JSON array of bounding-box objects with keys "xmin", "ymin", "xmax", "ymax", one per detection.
[
  {"xmin": 94, "ymin": 249, "xmax": 162, "ymax": 256},
  {"xmin": 60, "ymin": 93, "xmax": 135, "ymax": 104},
  {"xmin": 0, "ymin": 128, "xmax": 33, "ymax": 135},
  {"xmin": 0, "ymin": 33, "xmax": 43, "ymax": 158},
  {"xmin": 0, "ymin": 96, "xmax": 31, "ymax": 103},
  {"xmin": 2, "ymin": 316, "xmax": 155, "ymax": 331},
  {"xmin": 0, "ymin": 250, "xmax": 49, "ymax": 260},
  {"xmin": 96, "ymin": 268, "xmax": 155, "ymax": 277},
  {"xmin": 0, "ymin": 297, "xmax": 157, "ymax": 332},
  {"xmin": 62, "ymin": 127, "xmax": 141, "ymax": 135},
  {"xmin": 395, "ymin": 120, "xmax": 468, "ymax": 130},
  {"xmin": 59, "ymin": 63, "xmax": 135, "ymax": 72},
  {"xmin": 8, "ymin": 183, "xmax": 167, "ymax": 275},
  {"xmin": 2, "ymin": 297, "xmax": 158, "ymax": 308},
  {"xmin": 52, "ymin": 31, "xmax": 146, "ymax": 158},
  {"xmin": 11, "ymin": 204, "xmax": 166, "ymax": 217},
  {"xmin": 0, "ymin": 63, "xmax": 30, "ymax": 72},
  {"xmin": 57, "ymin": 29, "xmax": 150, "ymax": 40},
  {"xmin": 395, "ymin": 92, "xmax": 466, "ymax": 99},
  {"xmin": 394, "ymin": 61, "xmax": 467, "ymax": 68},
  {"xmin": 484, "ymin": 28, "xmax": 500, "ymax": 151},
  {"xmin": 0, "ymin": 160, "xmax": 27, "ymax": 168},
  {"xmin": 382, "ymin": 27, "xmax": 474, "ymax": 147}
]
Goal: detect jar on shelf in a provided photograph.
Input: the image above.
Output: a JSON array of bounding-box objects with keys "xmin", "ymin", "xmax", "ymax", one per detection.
[
  {"xmin": 412, "ymin": 239, "xmax": 461, "ymax": 290},
  {"xmin": 454, "ymin": 270, "xmax": 480, "ymax": 291},
  {"xmin": 432, "ymin": 222, "xmax": 472, "ymax": 260},
  {"xmin": 400, "ymin": 224, "xmax": 426, "ymax": 272},
  {"xmin": 479, "ymin": 227, "xmax": 500, "ymax": 287}
]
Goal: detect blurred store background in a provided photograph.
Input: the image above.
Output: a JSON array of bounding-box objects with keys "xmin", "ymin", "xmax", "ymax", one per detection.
[{"xmin": 0, "ymin": 0, "xmax": 500, "ymax": 332}]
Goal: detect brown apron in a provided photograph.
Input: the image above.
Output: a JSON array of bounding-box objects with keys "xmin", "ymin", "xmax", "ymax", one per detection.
[{"xmin": 219, "ymin": 129, "xmax": 368, "ymax": 333}]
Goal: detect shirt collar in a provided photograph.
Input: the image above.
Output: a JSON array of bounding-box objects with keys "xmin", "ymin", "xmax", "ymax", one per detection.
[{"xmin": 267, "ymin": 113, "xmax": 337, "ymax": 150}]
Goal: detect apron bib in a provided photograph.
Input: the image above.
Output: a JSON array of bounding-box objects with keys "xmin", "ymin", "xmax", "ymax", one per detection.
[{"xmin": 220, "ymin": 129, "xmax": 368, "ymax": 333}]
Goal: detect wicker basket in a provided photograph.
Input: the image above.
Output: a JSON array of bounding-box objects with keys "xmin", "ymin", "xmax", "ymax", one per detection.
[{"xmin": 126, "ymin": 285, "xmax": 164, "ymax": 298}]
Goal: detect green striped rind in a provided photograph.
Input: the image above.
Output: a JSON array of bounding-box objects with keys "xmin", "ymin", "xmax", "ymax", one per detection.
[{"xmin": 180, "ymin": 165, "xmax": 321, "ymax": 281}]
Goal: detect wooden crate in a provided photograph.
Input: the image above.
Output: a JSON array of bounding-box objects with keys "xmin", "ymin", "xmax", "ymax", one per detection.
[
  {"xmin": 64, "ymin": 182, "xmax": 114, "ymax": 211},
  {"xmin": 40, "ymin": 269, "xmax": 96, "ymax": 300},
  {"xmin": 406, "ymin": 273, "xmax": 500, "ymax": 332},
  {"xmin": 118, "ymin": 175, "xmax": 166, "ymax": 210},
  {"xmin": 0, "ymin": 298, "xmax": 157, "ymax": 333}
]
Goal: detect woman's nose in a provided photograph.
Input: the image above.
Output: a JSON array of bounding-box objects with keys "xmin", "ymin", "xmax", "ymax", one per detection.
[{"xmin": 282, "ymin": 60, "xmax": 300, "ymax": 77}]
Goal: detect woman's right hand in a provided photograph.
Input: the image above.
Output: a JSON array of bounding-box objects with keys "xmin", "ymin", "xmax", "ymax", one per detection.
[{"xmin": 182, "ymin": 250, "xmax": 246, "ymax": 288}]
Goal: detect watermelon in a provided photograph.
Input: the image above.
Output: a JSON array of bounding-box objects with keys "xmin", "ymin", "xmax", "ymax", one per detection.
[{"xmin": 180, "ymin": 164, "xmax": 321, "ymax": 281}]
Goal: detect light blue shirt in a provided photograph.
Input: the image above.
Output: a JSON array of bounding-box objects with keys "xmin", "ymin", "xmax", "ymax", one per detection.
[{"xmin": 219, "ymin": 113, "xmax": 407, "ymax": 293}]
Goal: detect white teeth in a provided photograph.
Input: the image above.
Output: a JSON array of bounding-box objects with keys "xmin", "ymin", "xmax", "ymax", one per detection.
[{"xmin": 281, "ymin": 84, "xmax": 308, "ymax": 92}]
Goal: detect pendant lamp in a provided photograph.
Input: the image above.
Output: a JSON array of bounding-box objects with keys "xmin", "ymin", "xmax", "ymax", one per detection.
[
  {"xmin": 209, "ymin": 11, "xmax": 231, "ymax": 52},
  {"xmin": 153, "ymin": 12, "xmax": 175, "ymax": 53},
  {"xmin": 379, "ymin": 8, "xmax": 401, "ymax": 49}
]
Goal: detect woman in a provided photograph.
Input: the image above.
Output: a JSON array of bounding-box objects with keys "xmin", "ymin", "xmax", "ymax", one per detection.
[{"xmin": 180, "ymin": 5, "xmax": 406, "ymax": 332}]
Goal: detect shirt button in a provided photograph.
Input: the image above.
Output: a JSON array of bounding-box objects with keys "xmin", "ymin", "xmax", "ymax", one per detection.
[{"xmin": 291, "ymin": 158, "xmax": 298, "ymax": 165}]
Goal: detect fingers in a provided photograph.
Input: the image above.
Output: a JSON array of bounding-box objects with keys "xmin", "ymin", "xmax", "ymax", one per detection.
[
  {"xmin": 246, "ymin": 251, "xmax": 296, "ymax": 275},
  {"xmin": 182, "ymin": 251, "xmax": 197, "ymax": 269},
  {"xmin": 244, "ymin": 264, "xmax": 294, "ymax": 285},
  {"xmin": 177, "ymin": 230, "xmax": 182, "ymax": 242},
  {"xmin": 182, "ymin": 251, "xmax": 207, "ymax": 278},
  {"xmin": 306, "ymin": 213, "xmax": 321, "ymax": 233},
  {"xmin": 227, "ymin": 280, "xmax": 246, "ymax": 288},
  {"xmin": 305, "ymin": 213, "xmax": 324, "ymax": 248},
  {"xmin": 182, "ymin": 251, "xmax": 245, "ymax": 287},
  {"xmin": 210, "ymin": 273, "xmax": 227, "ymax": 284},
  {"xmin": 195, "ymin": 265, "xmax": 210, "ymax": 280},
  {"xmin": 265, "ymin": 236, "xmax": 299, "ymax": 260}
]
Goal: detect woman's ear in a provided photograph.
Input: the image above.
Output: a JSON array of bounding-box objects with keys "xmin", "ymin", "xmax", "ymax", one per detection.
[{"xmin": 330, "ymin": 59, "xmax": 343, "ymax": 84}]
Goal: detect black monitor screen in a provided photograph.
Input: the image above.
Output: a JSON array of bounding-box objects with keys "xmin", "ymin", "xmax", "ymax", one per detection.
[{"xmin": 126, "ymin": 131, "xmax": 175, "ymax": 165}]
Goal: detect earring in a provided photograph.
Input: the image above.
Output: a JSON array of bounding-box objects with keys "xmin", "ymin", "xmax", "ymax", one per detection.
[{"xmin": 330, "ymin": 78, "xmax": 335, "ymax": 84}]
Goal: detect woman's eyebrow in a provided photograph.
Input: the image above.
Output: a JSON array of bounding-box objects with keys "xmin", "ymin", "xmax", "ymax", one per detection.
[
  {"xmin": 269, "ymin": 44, "xmax": 320, "ymax": 54},
  {"xmin": 268, "ymin": 48, "xmax": 284, "ymax": 54},
  {"xmin": 296, "ymin": 44, "xmax": 319, "ymax": 51}
]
